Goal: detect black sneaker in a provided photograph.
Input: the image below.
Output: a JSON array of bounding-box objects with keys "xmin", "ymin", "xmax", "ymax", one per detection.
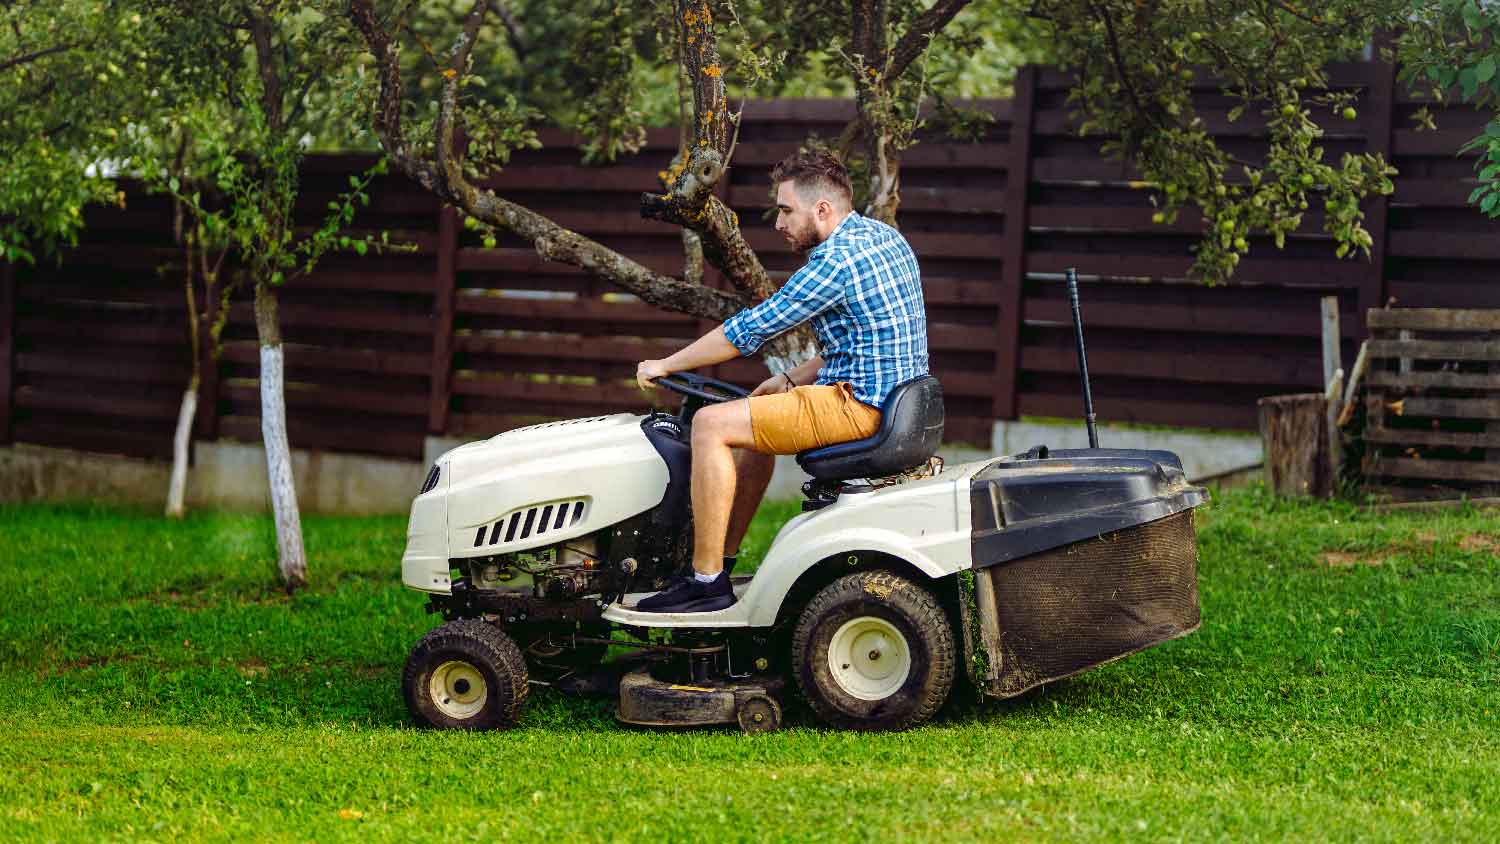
[{"xmin": 635, "ymin": 572, "xmax": 736, "ymax": 613}]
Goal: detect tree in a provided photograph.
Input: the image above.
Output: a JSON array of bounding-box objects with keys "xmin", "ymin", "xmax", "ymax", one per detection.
[
  {"xmin": 345, "ymin": 0, "xmax": 1013, "ymax": 372},
  {"xmin": 1398, "ymin": 1, "xmax": 1500, "ymax": 219},
  {"xmin": 137, "ymin": 1, "xmax": 387, "ymax": 588},
  {"xmin": 0, "ymin": 1, "xmax": 145, "ymax": 264}
]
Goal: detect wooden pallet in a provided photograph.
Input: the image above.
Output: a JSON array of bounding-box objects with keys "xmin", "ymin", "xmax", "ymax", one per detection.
[{"xmin": 1361, "ymin": 308, "xmax": 1500, "ymax": 502}]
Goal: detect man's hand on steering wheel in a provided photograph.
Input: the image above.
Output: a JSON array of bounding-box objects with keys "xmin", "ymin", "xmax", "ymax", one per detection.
[{"xmin": 636, "ymin": 359, "xmax": 671, "ymax": 391}]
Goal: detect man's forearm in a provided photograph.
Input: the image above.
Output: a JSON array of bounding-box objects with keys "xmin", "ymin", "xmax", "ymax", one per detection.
[
  {"xmin": 787, "ymin": 355, "xmax": 824, "ymax": 386},
  {"xmin": 663, "ymin": 326, "xmax": 742, "ymax": 373}
]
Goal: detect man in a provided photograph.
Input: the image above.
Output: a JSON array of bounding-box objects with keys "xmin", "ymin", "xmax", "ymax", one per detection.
[{"xmin": 632, "ymin": 149, "xmax": 929, "ymax": 613}]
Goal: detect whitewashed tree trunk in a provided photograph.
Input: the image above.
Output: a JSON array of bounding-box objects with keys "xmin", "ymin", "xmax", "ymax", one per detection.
[
  {"xmin": 164, "ymin": 377, "xmax": 198, "ymax": 519},
  {"xmin": 763, "ymin": 335, "xmax": 820, "ymax": 376},
  {"xmin": 255, "ymin": 282, "xmax": 307, "ymax": 590}
]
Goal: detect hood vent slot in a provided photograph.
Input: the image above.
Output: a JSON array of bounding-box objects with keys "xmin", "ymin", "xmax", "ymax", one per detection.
[{"xmin": 472, "ymin": 498, "xmax": 588, "ymax": 548}]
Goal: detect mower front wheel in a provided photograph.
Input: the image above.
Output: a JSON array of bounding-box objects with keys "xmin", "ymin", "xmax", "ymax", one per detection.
[
  {"xmin": 792, "ymin": 570, "xmax": 955, "ymax": 731},
  {"xmin": 403, "ymin": 619, "xmax": 529, "ymax": 730}
]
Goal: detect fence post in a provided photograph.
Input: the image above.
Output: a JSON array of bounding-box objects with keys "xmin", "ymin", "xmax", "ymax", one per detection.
[
  {"xmin": 1360, "ymin": 49, "xmax": 1398, "ymax": 324},
  {"xmin": 428, "ymin": 203, "xmax": 458, "ymax": 437},
  {"xmin": 994, "ymin": 65, "xmax": 1037, "ymax": 421},
  {"xmin": 0, "ymin": 260, "xmax": 13, "ymax": 444}
]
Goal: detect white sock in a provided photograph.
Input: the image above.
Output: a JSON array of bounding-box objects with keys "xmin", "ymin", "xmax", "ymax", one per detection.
[{"xmin": 694, "ymin": 570, "xmax": 718, "ymax": 583}]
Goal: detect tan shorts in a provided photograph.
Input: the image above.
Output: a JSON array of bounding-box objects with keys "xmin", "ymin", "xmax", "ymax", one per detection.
[{"xmin": 747, "ymin": 383, "xmax": 882, "ymax": 455}]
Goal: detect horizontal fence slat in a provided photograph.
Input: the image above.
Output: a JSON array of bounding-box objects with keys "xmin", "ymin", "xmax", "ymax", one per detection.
[
  {"xmin": 1367, "ymin": 339, "xmax": 1500, "ymax": 362},
  {"xmin": 217, "ymin": 415, "xmax": 421, "ymax": 460},
  {"xmin": 1023, "ymin": 297, "xmax": 1352, "ymax": 339},
  {"xmin": 1366, "ymin": 456, "xmax": 1500, "ymax": 483},
  {"xmin": 1021, "ymin": 346, "xmax": 1319, "ymax": 386},
  {"xmin": 10, "ymin": 419, "xmax": 174, "ymax": 460},
  {"xmin": 222, "ymin": 382, "xmax": 429, "ymax": 416},
  {"xmin": 1387, "ymin": 231, "xmax": 1500, "ymax": 260},
  {"xmin": 454, "ymin": 295, "xmax": 696, "ymax": 326},
  {"xmin": 1027, "ymin": 253, "xmax": 1367, "ymax": 287},
  {"xmin": 13, "ymin": 386, "xmax": 181, "ymax": 421},
  {"xmin": 455, "ymin": 247, "xmax": 685, "ymax": 278},
  {"xmin": 1018, "ymin": 391, "xmax": 1259, "ymax": 430},
  {"xmin": 219, "ymin": 342, "xmax": 431, "ymax": 377},
  {"xmin": 453, "ymin": 334, "xmax": 680, "ymax": 362},
  {"xmin": 225, "ymin": 303, "xmax": 434, "ymax": 335},
  {"xmin": 1397, "ymin": 397, "xmax": 1500, "ymax": 420},
  {"xmin": 1368, "ymin": 370, "xmax": 1500, "ymax": 390},
  {"xmin": 1364, "ymin": 427, "xmax": 1500, "ymax": 448},
  {"xmin": 16, "ymin": 352, "xmax": 188, "ymax": 384},
  {"xmin": 1367, "ymin": 308, "xmax": 1500, "ymax": 332},
  {"xmin": 15, "ymin": 318, "xmax": 185, "ymax": 346}
]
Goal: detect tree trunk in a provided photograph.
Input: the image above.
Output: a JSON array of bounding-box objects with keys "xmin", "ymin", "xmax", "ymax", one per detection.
[
  {"xmin": 865, "ymin": 129, "xmax": 902, "ymax": 225},
  {"xmin": 255, "ymin": 281, "xmax": 308, "ymax": 590},
  {"xmin": 1258, "ymin": 393, "xmax": 1331, "ymax": 498},
  {"xmin": 165, "ymin": 376, "xmax": 198, "ymax": 519}
]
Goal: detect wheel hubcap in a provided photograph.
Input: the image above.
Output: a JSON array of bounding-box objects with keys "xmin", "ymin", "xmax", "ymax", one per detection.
[
  {"xmin": 829, "ymin": 616, "xmax": 911, "ymax": 701},
  {"xmin": 430, "ymin": 660, "xmax": 488, "ymax": 719}
]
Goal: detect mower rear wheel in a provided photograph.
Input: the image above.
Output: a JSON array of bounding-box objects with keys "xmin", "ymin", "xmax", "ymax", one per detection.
[
  {"xmin": 792, "ymin": 570, "xmax": 955, "ymax": 731},
  {"xmin": 403, "ymin": 619, "xmax": 529, "ymax": 730}
]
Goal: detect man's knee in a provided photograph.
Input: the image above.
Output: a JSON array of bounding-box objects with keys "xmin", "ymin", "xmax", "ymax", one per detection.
[
  {"xmin": 691, "ymin": 405, "xmax": 730, "ymax": 450},
  {"xmin": 691, "ymin": 401, "xmax": 754, "ymax": 450}
]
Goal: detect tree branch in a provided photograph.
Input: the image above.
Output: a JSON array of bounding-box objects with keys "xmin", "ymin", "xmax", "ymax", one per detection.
[
  {"xmin": 348, "ymin": 0, "xmax": 751, "ymax": 322},
  {"xmin": 486, "ymin": 0, "xmax": 527, "ymax": 62},
  {"xmin": 887, "ymin": 0, "xmax": 971, "ymax": 83},
  {"xmin": 0, "ymin": 40, "xmax": 80, "ymax": 73},
  {"xmin": 639, "ymin": 0, "xmax": 775, "ymax": 300}
]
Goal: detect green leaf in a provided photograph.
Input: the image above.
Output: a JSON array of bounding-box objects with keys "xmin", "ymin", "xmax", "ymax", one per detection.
[
  {"xmin": 168, "ymin": 177, "xmax": 179, "ymax": 192},
  {"xmin": 1482, "ymin": 192, "xmax": 1500, "ymax": 216},
  {"xmin": 353, "ymin": 240, "xmax": 368, "ymax": 256},
  {"xmin": 1478, "ymin": 57, "xmax": 1498, "ymax": 85},
  {"xmin": 1469, "ymin": 185, "xmax": 1487, "ymax": 204},
  {"xmin": 1463, "ymin": 1, "xmax": 1484, "ymax": 31},
  {"xmin": 349, "ymin": 175, "xmax": 360, "ymax": 188},
  {"xmin": 1460, "ymin": 67, "xmax": 1479, "ymax": 100}
]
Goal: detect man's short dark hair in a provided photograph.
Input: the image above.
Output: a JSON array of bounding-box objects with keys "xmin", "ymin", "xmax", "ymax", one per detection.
[{"xmin": 771, "ymin": 150, "xmax": 853, "ymax": 208}]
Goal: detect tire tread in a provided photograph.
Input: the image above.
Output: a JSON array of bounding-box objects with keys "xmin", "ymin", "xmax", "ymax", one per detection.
[
  {"xmin": 791, "ymin": 570, "xmax": 955, "ymax": 731},
  {"xmin": 403, "ymin": 618, "xmax": 529, "ymax": 730}
]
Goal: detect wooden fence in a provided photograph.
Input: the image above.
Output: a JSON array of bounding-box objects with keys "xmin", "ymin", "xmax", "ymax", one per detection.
[{"xmin": 2, "ymin": 61, "xmax": 1497, "ymax": 464}]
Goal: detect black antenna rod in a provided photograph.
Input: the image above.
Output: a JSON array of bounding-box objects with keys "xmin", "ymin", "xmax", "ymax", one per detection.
[{"xmin": 1066, "ymin": 267, "xmax": 1100, "ymax": 449}]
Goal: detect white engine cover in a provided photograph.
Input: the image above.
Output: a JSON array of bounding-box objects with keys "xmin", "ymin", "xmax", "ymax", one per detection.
[{"xmin": 401, "ymin": 413, "xmax": 669, "ymax": 593}]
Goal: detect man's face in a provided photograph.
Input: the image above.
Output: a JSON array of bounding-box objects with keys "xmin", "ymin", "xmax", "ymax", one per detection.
[{"xmin": 773, "ymin": 181, "xmax": 823, "ymax": 254}]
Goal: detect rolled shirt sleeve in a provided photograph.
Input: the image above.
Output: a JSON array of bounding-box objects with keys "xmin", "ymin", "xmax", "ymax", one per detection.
[{"xmin": 722, "ymin": 252, "xmax": 846, "ymax": 356}]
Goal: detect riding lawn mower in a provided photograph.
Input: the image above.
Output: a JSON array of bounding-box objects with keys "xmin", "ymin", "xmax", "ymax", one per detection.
[{"xmin": 396, "ymin": 273, "xmax": 1206, "ymax": 733}]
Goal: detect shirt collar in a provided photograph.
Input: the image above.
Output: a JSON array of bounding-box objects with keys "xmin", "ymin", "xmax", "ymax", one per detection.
[{"xmin": 810, "ymin": 210, "xmax": 859, "ymax": 258}]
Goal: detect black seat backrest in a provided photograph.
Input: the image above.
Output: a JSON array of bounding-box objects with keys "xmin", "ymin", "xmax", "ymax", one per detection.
[{"xmin": 795, "ymin": 375, "xmax": 944, "ymax": 481}]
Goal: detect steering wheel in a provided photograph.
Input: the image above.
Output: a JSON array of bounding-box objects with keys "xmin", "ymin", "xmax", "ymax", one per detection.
[{"xmin": 655, "ymin": 372, "xmax": 751, "ymax": 404}]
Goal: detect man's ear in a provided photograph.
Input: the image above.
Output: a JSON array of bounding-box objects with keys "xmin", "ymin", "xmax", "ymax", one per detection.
[{"xmin": 816, "ymin": 198, "xmax": 832, "ymax": 220}]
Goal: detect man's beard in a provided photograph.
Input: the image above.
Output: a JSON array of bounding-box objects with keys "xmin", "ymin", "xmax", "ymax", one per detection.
[{"xmin": 785, "ymin": 220, "xmax": 820, "ymax": 254}]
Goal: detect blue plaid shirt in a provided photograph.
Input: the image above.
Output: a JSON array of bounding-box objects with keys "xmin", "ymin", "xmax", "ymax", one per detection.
[{"xmin": 722, "ymin": 211, "xmax": 928, "ymax": 408}]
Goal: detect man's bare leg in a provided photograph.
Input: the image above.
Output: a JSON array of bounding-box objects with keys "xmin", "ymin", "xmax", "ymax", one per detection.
[
  {"xmin": 724, "ymin": 448, "xmax": 775, "ymax": 557},
  {"xmin": 687, "ymin": 400, "xmax": 758, "ymax": 576}
]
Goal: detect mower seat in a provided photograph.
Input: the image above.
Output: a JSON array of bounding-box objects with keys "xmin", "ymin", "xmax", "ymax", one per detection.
[{"xmin": 796, "ymin": 375, "xmax": 944, "ymax": 482}]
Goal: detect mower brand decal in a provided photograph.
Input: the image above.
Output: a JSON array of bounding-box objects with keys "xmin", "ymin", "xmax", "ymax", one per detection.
[{"xmin": 667, "ymin": 684, "xmax": 715, "ymax": 693}]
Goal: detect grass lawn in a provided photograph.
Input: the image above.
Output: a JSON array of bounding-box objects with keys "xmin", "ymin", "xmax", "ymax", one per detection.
[{"xmin": 0, "ymin": 486, "xmax": 1496, "ymax": 842}]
